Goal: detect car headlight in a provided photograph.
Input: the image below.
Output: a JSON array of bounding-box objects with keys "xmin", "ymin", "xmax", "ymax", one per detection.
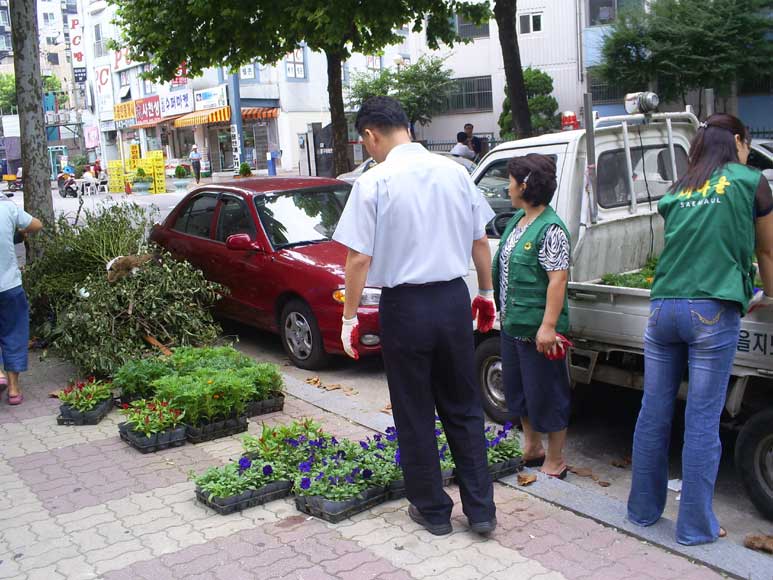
[{"xmin": 332, "ymin": 287, "xmax": 382, "ymax": 306}]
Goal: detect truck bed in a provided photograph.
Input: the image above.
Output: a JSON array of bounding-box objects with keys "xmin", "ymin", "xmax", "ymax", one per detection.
[{"xmin": 568, "ymin": 280, "xmax": 773, "ymax": 376}]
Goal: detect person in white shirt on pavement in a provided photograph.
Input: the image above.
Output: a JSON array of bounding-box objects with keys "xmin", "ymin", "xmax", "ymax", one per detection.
[
  {"xmin": 449, "ymin": 131, "xmax": 476, "ymax": 160},
  {"xmin": 333, "ymin": 96, "xmax": 498, "ymax": 537}
]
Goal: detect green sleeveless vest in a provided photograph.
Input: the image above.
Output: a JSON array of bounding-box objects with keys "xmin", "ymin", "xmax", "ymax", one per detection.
[
  {"xmin": 492, "ymin": 206, "xmax": 570, "ymax": 339},
  {"xmin": 651, "ymin": 163, "xmax": 760, "ymax": 314}
]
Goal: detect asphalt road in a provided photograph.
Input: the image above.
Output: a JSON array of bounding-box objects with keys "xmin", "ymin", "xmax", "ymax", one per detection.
[{"xmin": 10, "ymin": 185, "xmax": 773, "ymax": 547}]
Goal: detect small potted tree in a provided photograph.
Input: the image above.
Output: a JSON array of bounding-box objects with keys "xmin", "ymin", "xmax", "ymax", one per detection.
[
  {"xmin": 132, "ymin": 168, "xmax": 153, "ymax": 195},
  {"xmin": 173, "ymin": 165, "xmax": 191, "ymax": 192},
  {"xmin": 237, "ymin": 162, "xmax": 252, "ymax": 178}
]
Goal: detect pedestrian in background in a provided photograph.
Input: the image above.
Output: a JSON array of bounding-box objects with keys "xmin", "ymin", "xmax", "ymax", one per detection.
[
  {"xmin": 334, "ymin": 96, "xmax": 498, "ymax": 536},
  {"xmin": 450, "ymin": 132, "xmax": 475, "ymax": 160},
  {"xmin": 493, "ymin": 153, "xmax": 572, "ymax": 479},
  {"xmin": 464, "ymin": 123, "xmax": 482, "ymax": 159},
  {"xmin": 189, "ymin": 144, "xmax": 202, "ymax": 184},
  {"xmin": 0, "ymin": 193, "xmax": 43, "ymax": 405},
  {"xmin": 627, "ymin": 113, "xmax": 773, "ymax": 545}
]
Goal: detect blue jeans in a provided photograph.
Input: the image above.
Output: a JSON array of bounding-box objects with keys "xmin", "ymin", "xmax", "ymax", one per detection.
[
  {"xmin": 627, "ymin": 298, "xmax": 740, "ymax": 545},
  {"xmin": 0, "ymin": 285, "xmax": 30, "ymax": 373}
]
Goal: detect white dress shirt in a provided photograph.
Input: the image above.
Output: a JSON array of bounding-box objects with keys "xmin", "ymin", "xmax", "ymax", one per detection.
[
  {"xmin": 449, "ymin": 142, "xmax": 475, "ymax": 160},
  {"xmin": 333, "ymin": 142, "xmax": 494, "ymax": 288}
]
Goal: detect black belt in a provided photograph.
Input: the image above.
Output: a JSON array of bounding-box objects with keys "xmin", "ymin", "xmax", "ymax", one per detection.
[{"xmin": 390, "ymin": 278, "xmax": 461, "ymax": 289}]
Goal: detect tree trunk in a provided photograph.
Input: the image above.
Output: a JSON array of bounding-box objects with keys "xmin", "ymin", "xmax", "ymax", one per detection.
[
  {"xmin": 326, "ymin": 51, "xmax": 351, "ymax": 176},
  {"xmin": 494, "ymin": 0, "xmax": 532, "ymax": 138},
  {"xmin": 10, "ymin": 0, "xmax": 54, "ymax": 256}
]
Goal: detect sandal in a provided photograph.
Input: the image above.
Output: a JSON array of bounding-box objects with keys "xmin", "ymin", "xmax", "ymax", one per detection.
[
  {"xmin": 719, "ymin": 527, "xmax": 727, "ymax": 538},
  {"xmin": 7, "ymin": 393, "xmax": 23, "ymax": 406},
  {"xmin": 524, "ymin": 455, "xmax": 546, "ymax": 468},
  {"xmin": 542, "ymin": 467, "xmax": 568, "ymax": 480}
]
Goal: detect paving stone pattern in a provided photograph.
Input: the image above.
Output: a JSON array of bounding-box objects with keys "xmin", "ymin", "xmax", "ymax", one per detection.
[{"xmin": 0, "ymin": 358, "xmax": 724, "ymax": 579}]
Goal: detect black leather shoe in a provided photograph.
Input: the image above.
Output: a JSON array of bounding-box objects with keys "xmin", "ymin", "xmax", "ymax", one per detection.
[
  {"xmin": 469, "ymin": 517, "xmax": 497, "ymax": 535},
  {"xmin": 408, "ymin": 504, "xmax": 452, "ymax": 536}
]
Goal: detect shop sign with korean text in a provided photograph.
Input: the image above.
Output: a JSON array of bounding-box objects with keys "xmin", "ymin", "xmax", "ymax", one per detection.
[
  {"xmin": 114, "ymin": 101, "xmax": 136, "ymax": 121},
  {"xmin": 135, "ymin": 96, "xmax": 161, "ymax": 124},
  {"xmin": 159, "ymin": 87, "xmax": 194, "ymax": 117},
  {"xmin": 194, "ymin": 85, "xmax": 228, "ymax": 111}
]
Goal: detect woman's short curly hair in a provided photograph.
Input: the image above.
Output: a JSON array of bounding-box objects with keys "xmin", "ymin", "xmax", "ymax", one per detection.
[{"xmin": 507, "ymin": 154, "xmax": 558, "ymax": 206}]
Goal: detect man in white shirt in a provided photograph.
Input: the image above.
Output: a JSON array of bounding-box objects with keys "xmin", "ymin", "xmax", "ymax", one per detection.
[
  {"xmin": 449, "ymin": 131, "xmax": 475, "ymax": 160},
  {"xmin": 333, "ymin": 97, "xmax": 497, "ymax": 536}
]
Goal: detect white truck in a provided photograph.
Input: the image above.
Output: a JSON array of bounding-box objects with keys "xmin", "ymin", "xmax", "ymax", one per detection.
[{"xmin": 466, "ymin": 96, "xmax": 773, "ymax": 520}]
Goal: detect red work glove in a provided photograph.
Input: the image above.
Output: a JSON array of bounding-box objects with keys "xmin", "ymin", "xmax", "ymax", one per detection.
[
  {"xmin": 341, "ymin": 315, "xmax": 360, "ymax": 360},
  {"xmin": 472, "ymin": 292, "xmax": 496, "ymax": 333},
  {"xmin": 748, "ymin": 289, "xmax": 773, "ymax": 313},
  {"xmin": 544, "ymin": 333, "xmax": 574, "ymax": 361}
]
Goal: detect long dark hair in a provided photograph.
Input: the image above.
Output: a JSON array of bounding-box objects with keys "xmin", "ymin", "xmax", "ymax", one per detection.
[{"xmin": 670, "ymin": 113, "xmax": 749, "ymax": 193}]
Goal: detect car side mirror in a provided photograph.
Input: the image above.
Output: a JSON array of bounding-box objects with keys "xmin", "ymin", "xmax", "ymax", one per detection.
[{"xmin": 226, "ymin": 233, "xmax": 262, "ymax": 252}]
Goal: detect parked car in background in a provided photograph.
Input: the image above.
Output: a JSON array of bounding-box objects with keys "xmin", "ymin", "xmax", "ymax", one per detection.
[
  {"xmin": 337, "ymin": 152, "xmax": 476, "ymax": 184},
  {"xmin": 749, "ymin": 139, "xmax": 773, "ymax": 186},
  {"xmin": 149, "ymin": 177, "xmax": 382, "ymax": 369}
]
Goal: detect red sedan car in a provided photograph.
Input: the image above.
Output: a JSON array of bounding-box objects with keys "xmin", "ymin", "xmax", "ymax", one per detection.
[{"xmin": 150, "ymin": 177, "xmax": 381, "ymax": 369}]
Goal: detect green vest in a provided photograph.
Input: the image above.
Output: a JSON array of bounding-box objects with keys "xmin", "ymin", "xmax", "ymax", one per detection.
[
  {"xmin": 652, "ymin": 163, "xmax": 759, "ymax": 314},
  {"xmin": 493, "ymin": 206, "xmax": 570, "ymax": 339}
]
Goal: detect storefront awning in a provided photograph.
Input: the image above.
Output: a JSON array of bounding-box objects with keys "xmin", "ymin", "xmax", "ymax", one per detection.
[
  {"xmin": 131, "ymin": 114, "xmax": 185, "ymax": 130},
  {"xmin": 173, "ymin": 106, "xmax": 231, "ymax": 128},
  {"xmin": 242, "ymin": 107, "xmax": 279, "ymax": 120}
]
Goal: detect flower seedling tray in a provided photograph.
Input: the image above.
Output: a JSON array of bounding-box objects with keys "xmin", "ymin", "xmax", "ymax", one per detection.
[
  {"xmin": 295, "ymin": 486, "xmax": 388, "ymax": 524},
  {"xmin": 245, "ymin": 393, "xmax": 285, "ymax": 417},
  {"xmin": 387, "ymin": 468, "xmax": 454, "ymax": 501},
  {"xmin": 488, "ymin": 457, "xmax": 524, "ymax": 480},
  {"xmin": 195, "ymin": 480, "xmax": 293, "ymax": 516},
  {"xmin": 118, "ymin": 423, "xmax": 186, "ymax": 454},
  {"xmin": 185, "ymin": 415, "xmax": 248, "ymax": 444},
  {"xmin": 57, "ymin": 397, "xmax": 113, "ymax": 426}
]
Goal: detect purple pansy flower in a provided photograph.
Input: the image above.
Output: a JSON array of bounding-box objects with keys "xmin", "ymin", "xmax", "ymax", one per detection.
[
  {"xmin": 362, "ymin": 469, "xmax": 373, "ymax": 480},
  {"xmin": 238, "ymin": 456, "xmax": 252, "ymax": 474},
  {"xmin": 394, "ymin": 449, "xmax": 401, "ymax": 466},
  {"xmin": 262, "ymin": 464, "xmax": 273, "ymax": 476},
  {"xmin": 300, "ymin": 477, "xmax": 311, "ymax": 490},
  {"xmin": 299, "ymin": 460, "xmax": 312, "ymax": 473},
  {"xmin": 315, "ymin": 471, "xmax": 325, "ymax": 481},
  {"xmin": 360, "ymin": 441, "xmax": 370, "ymax": 450},
  {"xmin": 287, "ymin": 438, "xmax": 299, "ymax": 448},
  {"xmin": 345, "ymin": 475, "xmax": 355, "ymax": 484}
]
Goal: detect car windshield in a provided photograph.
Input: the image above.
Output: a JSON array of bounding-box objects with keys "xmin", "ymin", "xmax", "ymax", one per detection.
[{"xmin": 255, "ymin": 188, "xmax": 348, "ymax": 249}]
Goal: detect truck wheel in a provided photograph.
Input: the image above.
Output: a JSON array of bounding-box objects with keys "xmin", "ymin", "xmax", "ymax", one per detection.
[
  {"xmin": 475, "ymin": 336, "xmax": 514, "ymax": 424},
  {"xmin": 735, "ymin": 407, "xmax": 773, "ymax": 519},
  {"xmin": 279, "ymin": 299, "xmax": 329, "ymax": 370}
]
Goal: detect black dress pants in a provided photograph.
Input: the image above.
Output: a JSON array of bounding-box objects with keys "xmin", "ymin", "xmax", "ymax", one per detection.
[{"xmin": 379, "ymin": 277, "xmax": 495, "ymax": 525}]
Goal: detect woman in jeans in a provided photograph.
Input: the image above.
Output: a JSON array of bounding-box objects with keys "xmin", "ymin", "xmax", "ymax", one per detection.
[
  {"xmin": 628, "ymin": 113, "xmax": 773, "ymax": 545},
  {"xmin": 493, "ymin": 154, "xmax": 572, "ymax": 479}
]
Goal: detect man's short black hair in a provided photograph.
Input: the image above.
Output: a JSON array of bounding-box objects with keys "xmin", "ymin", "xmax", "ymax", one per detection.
[
  {"xmin": 456, "ymin": 131, "xmax": 468, "ymax": 143},
  {"xmin": 464, "ymin": 123, "xmax": 474, "ymax": 130},
  {"xmin": 355, "ymin": 96, "xmax": 410, "ymax": 135}
]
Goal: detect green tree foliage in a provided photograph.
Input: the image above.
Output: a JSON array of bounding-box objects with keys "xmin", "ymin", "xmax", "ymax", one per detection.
[
  {"xmin": 498, "ymin": 67, "xmax": 559, "ymax": 139},
  {"xmin": 600, "ymin": 0, "xmax": 773, "ymax": 106},
  {"xmin": 107, "ymin": 0, "xmax": 490, "ymax": 175},
  {"xmin": 347, "ymin": 56, "xmax": 454, "ymax": 133},
  {"xmin": 0, "ymin": 73, "xmax": 66, "ymax": 111}
]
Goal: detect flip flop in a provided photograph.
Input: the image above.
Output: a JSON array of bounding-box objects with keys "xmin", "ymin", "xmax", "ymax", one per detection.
[
  {"xmin": 719, "ymin": 527, "xmax": 727, "ymax": 538},
  {"xmin": 523, "ymin": 455, "xmax": 546, "ymax": 468},
  {"xmin": 543, "ymin": 467, "xmax": 568, "ymax": 480},
  {"xmin": 7, "ymin": 393, "xmax": 23, "ymax": 406}
]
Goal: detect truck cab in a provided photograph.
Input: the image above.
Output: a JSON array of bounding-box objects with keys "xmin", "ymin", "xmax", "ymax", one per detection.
[{"xmin": 467, "ymin": 98, "xmax": 773, "ymax": 519}]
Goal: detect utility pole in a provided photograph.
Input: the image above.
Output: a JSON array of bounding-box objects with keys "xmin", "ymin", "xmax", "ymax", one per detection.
[{"xmin": 10, "ymin": 0, "xmax": 55, "ymax": 242}]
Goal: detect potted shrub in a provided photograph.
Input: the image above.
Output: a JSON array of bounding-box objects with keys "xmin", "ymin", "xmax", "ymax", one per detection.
[
  {"xmin": 119, "ymin": 399, "xmax": 186, "ymax": 453},
  {"xmin": 485, "ymin": 422, "xmax": 524, "ymax": 479},
  {"xmin": 358, "ymin": 429, "xmax": 405, "ymax": 500},
  {"xmin": 193, "ymin": 456, "xmax": 291, "ymax": 515},
  {"xmin": 243, "ymin": 362, "xmax": 285, "ymax": 416},
  {"xmin": 57, "ymin": 377, "xmax": 114, "ymax": 425},
  {"xmin": 173, "ymin": 165, "xmax": 191, "ymax": 192},
  {"xmin": 236, "ymin": 162, "xmax": 252, "ymax": 178},
  {"xmin": 131, "ymin": 168, "xmax": 153, "ymax": 194}
]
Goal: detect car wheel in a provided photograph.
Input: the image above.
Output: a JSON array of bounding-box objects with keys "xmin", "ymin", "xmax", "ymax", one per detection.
[
  {"xmin": 475, "ymin": 336, "xmax": 514, "ymax": 424},
  {"xmin": 280, "ymin": 299, "xmax": 329, "ymax": 370},
  {"xmin": 735, "ymin": 407, "xmax": 773, "ymax": 519}
]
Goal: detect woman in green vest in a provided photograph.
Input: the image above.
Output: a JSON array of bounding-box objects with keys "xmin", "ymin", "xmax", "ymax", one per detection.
[
  {"xmin": 493, "ymin": 154, "xmax": 572, "ymax": 479},
  {"xmin": 627, "ymin": 113, "xmax": 773, "ymax": 545}
]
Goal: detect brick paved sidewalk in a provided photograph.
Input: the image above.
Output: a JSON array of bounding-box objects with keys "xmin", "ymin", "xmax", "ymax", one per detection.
[{"xmin": 0, "ymin": 357, "xmax": 723, "ymax": 580}]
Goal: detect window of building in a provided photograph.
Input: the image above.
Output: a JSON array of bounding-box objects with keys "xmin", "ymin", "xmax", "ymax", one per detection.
[
  {"xmin": 341, "ymin": 61, "xmax": 350, "ymax": 86},
  {"xmin": 456, "ymin": 14, "xmax": 489, "ymax": 39},
  {"xmin": 366, "ymin": 55, "xmax": 382, "ymax": 71},
  {"xmin": 0, "ymin": 34, "xmax": 9, "ymax": 51},
  {"xmin": 519, "ymin": 13, "xmax": 543, "ymax": 34},
  {"xmin": 142, "ymin": 64, "xmax": 155, "ymax": 95},
  {"xmin": 119, "ymin": 70, "xmax": 130, "ymax": 87},
  {"xmin": 0, "ymin": 10, "xmax": 9, "ymax": 26},
  {"xmin": 597, "ymin": 145, "xmax": 688, "ymax": 209},
  {"xmin": 285, "ymin": 47, "xmax": 306, "ymax": 80},
  {"xmin": 43, "ymin": 12, "xmax": 56, "ymax": 26},
  {"xmin": 588, "ymin": 0, "xmax": 642, "ymax": 26},
  {"xmin": 444, "ymin": 76, "xmax": 493, "ymax": 113},
  {"xmin": 94, "ymin": 24, "xmax": 108, "ymax": 58},
  {"xmin": 45, "ymin": 36, "xmax": 57, "ymax": 45}
]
